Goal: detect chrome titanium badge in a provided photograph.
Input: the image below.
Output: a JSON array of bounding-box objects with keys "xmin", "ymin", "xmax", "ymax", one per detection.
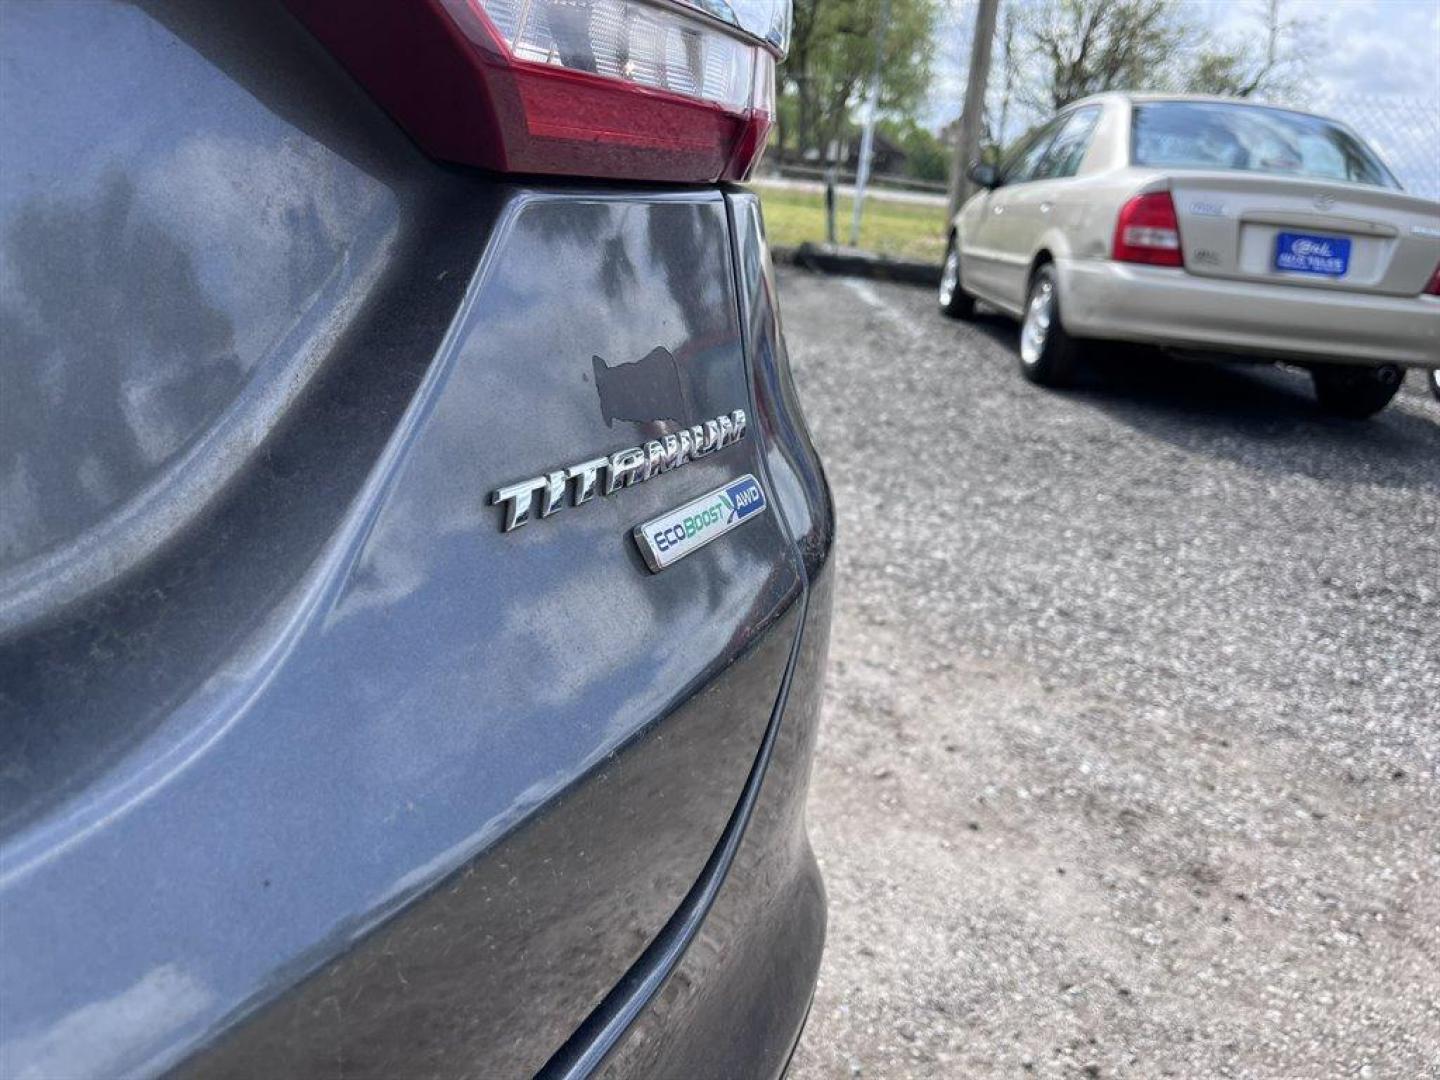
[
  {"xmin": 490, "ymin": 410, "xmax": 747, "ymax": 532},
  {"xmin": 633, "ymin": 475, "xmax": 767, "ymax": 572}
]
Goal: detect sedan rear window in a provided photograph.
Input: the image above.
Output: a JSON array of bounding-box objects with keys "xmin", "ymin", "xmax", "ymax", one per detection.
[{"xmin": 1131, "ymin": 102, "xmax": 1399, "ymax": 189}]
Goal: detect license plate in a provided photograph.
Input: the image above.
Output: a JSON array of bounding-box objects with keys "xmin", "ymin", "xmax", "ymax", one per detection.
[{"xmin": 1274, "ymin": 231, "xmax": 1351, "ymax": 276}]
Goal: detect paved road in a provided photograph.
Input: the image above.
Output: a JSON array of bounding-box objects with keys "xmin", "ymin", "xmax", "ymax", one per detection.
[{"xmin": 779, "ymin": 268, "xmax": 1440, "ymax": 1080}]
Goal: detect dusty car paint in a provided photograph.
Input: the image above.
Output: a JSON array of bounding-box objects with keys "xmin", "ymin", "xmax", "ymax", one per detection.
[{"xmin": 0, "ymin": 3, "xmax": 833, "ymax": 1077}]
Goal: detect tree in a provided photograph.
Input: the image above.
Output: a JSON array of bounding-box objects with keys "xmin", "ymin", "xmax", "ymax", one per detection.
[
  {"xmin": 1019, "ymin": 0, "xmax": 1193, "ymax": 112},
  {"xmin": 1187, "ymin": 0, "xmax": 1314, "ymax": 100},
  {"xmin": 779, "ymin": 0, "xmax": 938, "ymax": 161},
  {"xmin": 778, "ymin": 0, "xmax": 826, "ymax": 157},
  {"xmin": 1010, "ymin": 0, "xmax": 1313, "ymax": 122},
  {"xmin": 986, "ymin": 4, "xmax": 1021, "ymax": 149}
]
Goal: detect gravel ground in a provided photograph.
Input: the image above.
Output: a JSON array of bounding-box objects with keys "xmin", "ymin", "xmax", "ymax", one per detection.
[{"xmin": 778, "ymin": 268, "xmax": 1440, "ymax": 1080}]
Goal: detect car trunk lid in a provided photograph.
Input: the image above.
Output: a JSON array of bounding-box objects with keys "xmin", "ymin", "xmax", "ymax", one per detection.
[
  {"xmin": 0, "ymin": 4, "xmax": 806, "ymax": 1076},
  {"xmin": 1168, "ymin": 172, "xmax": 1440, "ymax": 296}
]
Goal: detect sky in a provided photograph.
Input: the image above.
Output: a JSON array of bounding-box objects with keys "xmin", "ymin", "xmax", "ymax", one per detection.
[{"xmin": 925, "ymin": 0, "xmax": 1440, "ymax": 195}]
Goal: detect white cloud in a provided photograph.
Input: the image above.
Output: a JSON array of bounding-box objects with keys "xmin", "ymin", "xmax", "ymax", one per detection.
[{"xmin": 1277, "ymin": 0, "xmax": 1439, "ymax": 103}]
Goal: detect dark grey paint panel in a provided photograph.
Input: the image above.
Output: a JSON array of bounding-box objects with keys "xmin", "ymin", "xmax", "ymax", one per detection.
[
  {"xmin": 177, "ymin": 602, "xmax": 804, "ymax": 1080},
  {"xmin": 1, "ymin": 4, "xmax": 832, "ymax": 1077},
  {"xmin": 0, "ymin": 0, "xmax": 497, "ymax": 838},
  {"xmin": 598, "ymin": 564, "xmax": 833, "ymax": 1080},
  {"xmin": 0, "ymin": 2, "xmax": 808, "ymax": 1074},
  {"xmin": 728, "ymin": 193, "xmax": 835, "ymax": 579},
  {"xmin": 0, "ymin": 0, "xmax": 417, "ymax": 631},
  {"xmin": 1, "ymin": 190, "xmax": 802, "ymax": 1078},
  {"xmin": 582, "ymin": 194, "xmax": 838, "ymax": 1078}
]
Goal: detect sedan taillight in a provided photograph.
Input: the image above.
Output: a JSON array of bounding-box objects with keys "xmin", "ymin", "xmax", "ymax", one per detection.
[
  {"xmin": 1112, "ymin": 191, "xmax": 1184, "ymax": 267},
  {"xmin": 286, "ymin": 0, "xmax": 783, "ymax": 183},
  {"xmin": 1424, "ymin": 263, "xmax": 1440, "ymax": 296}
]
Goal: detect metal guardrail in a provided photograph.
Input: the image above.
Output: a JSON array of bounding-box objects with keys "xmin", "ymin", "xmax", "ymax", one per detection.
[{"xmin": 759, "ymin": 162, "xmax": 949, "ymax": 195}]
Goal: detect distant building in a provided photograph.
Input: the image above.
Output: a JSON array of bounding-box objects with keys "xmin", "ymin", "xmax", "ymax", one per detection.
[
  {"xmin": 844, "ymin": 131, "xmax": 909, "ymax": 175},
  {"xmin": 782, "ymin": 131, "xmax": 909, "ymax": 175}
]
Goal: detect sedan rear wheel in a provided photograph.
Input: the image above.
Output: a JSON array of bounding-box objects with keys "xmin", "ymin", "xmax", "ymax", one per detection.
[
  {"xmin": 1429, "ymin": 368, "xmax": 1440, "ymax": 402},
  {"xmin": 938, "ymin": 235, "xmax": 975, "ymax": 319},
  {"xmin": 1310, "ymin": 363, "xmax": 1404, "ymax": 418},
  {"xmin": 1017, "ymin": 263, "xmax": 1080, "ymax": 387}
]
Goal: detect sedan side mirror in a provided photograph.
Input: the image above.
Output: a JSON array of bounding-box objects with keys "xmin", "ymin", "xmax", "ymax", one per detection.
[{"xmin": 967, "ymin": 162, "xmax": 999, "ymax": 189}]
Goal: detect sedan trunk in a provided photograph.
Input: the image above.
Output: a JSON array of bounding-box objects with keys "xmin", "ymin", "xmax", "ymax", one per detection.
[{"xmin": 1169, "ymin": 172, "xmax": 1440, "ymax": 296}]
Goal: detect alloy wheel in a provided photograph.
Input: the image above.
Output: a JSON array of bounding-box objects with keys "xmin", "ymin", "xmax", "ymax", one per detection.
[
  {"xmin": 1020, "ymin": 277, "xmax": 1054, "ymax": 365},
  {"xmin": 939, "ymin": 246, "xmax": 959, "ymax": 308}
]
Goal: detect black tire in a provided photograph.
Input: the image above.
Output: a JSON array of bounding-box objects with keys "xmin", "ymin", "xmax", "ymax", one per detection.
[
  {"xmin": 1310, "ymin": 363, "xmax": 1404, "ymax": 418},
  {"xmin": 1017, "ymin": 263, "xmax": 1082, "ymax": 387},
  {"xmin": 1429, "ymin": 367, "xmax": 1440, "ymax": 402},
  {"xmin": 938, "ymin": 233, "xmax": 976, "ymax": 319}
]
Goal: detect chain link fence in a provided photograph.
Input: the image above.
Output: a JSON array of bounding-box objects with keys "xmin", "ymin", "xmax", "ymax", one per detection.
[{"xmin": 1266, "ymin": 93, "xmax": 1440, "ymax": 200}]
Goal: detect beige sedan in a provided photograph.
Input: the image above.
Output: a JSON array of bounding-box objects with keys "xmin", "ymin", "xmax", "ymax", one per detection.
[{"xmin": 940, "ymin": 93, "xmax": 1440, "ymax": 417}]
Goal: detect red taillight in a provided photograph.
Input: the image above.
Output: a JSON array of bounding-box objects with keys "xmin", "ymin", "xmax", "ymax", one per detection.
[
  {"xmin": 1112, "ymin": 191, "xmax": 1184, "ymax": 267},
  {"xmin": 1424, "ymin": 263, "xmax": 1440, "ymax": 296},
  {"xmin": 285, "ymin": 0, "xmax": 779, "ymax": 183}
]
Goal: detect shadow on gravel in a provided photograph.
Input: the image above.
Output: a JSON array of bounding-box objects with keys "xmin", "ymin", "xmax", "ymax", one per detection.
[{"xmin": 965, "ymin": 309, "xmax": 1440, "ymax": 493}]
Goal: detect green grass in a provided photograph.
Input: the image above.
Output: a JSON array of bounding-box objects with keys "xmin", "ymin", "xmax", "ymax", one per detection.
[{"xmin": 754, "ymin": 183, "xmax": 948, "ymax": 264}]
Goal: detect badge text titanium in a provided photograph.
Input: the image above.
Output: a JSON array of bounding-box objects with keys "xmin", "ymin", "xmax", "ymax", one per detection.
[{"xmin": 490, "ymin": 409, "xmax": 748, "ymax": 531}]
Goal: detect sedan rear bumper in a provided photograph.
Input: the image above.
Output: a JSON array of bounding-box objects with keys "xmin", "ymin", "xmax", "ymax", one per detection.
[
  {"xmin": 1058, "ymin": 259, "xmax": 1440, "ymax": 368},
  {"xmin": 576, "ymin": 566, "xmax": 833, "ymax": 1080}
]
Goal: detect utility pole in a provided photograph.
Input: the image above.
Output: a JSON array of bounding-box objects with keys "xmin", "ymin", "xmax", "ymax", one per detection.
[
  {"xmin": 825, "ymin": 164, "xmax": 838, "ymax": 244},
  {"xmin": 946, "ymin": 0, "xmax": 1001, "ymax": 222},
  {"xmin": 848, "ymin": 0, "xmax": 891, "ymax": 247}
]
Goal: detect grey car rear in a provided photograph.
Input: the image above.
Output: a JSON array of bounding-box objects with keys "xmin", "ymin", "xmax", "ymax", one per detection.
[{"xmin": 0, "ymin": 2, "xmax": 833, "ymax": 1076}]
